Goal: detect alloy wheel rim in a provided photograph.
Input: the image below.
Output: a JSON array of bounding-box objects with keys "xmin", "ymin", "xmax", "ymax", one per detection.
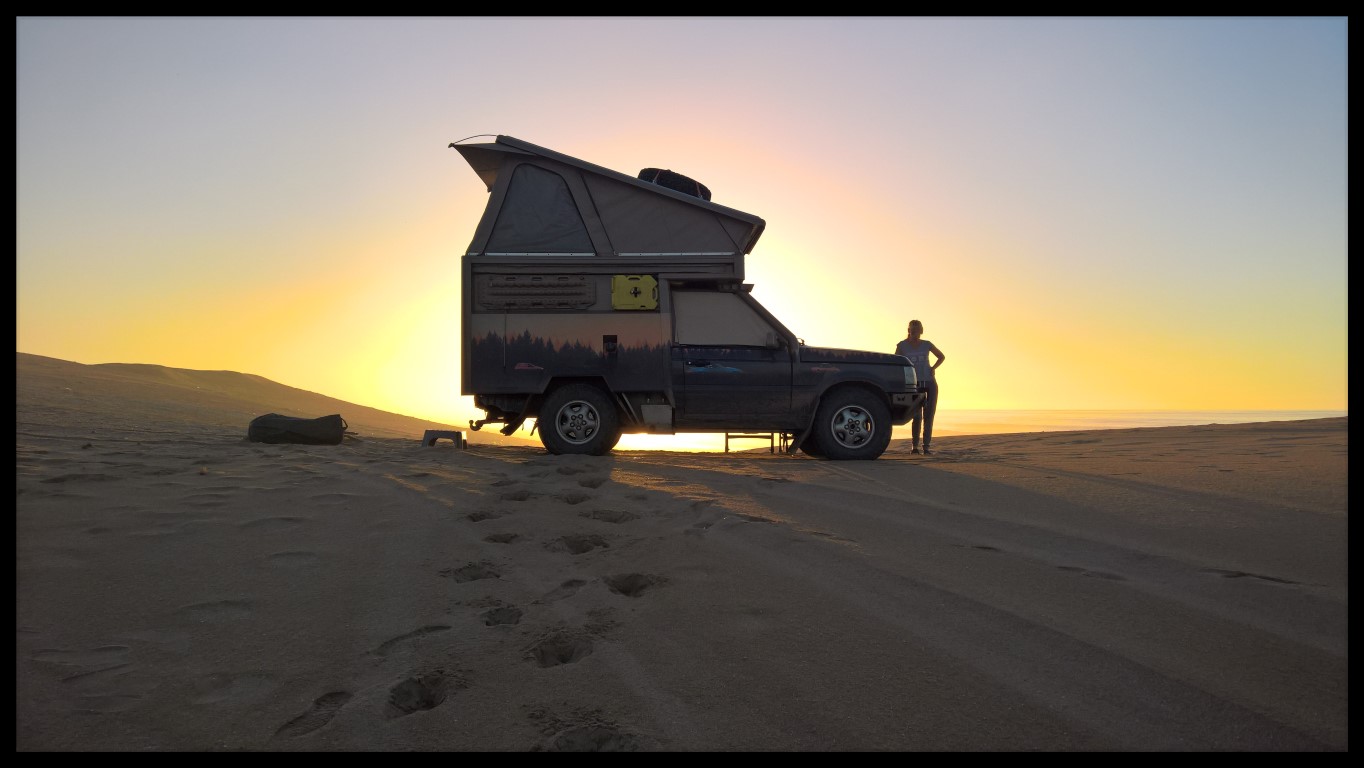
[
  {"xmin": 830, "ymin": 406, "xmax": 873, "ymax": 449},
  {"xmin": 556, "ymin": 400, "xmax": 600, "ymax": 444}
]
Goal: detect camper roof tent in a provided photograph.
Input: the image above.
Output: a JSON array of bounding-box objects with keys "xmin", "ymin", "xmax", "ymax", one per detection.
[{"xmin": 451, "ymin": 135, "xmax": 766, "ymax": 280}]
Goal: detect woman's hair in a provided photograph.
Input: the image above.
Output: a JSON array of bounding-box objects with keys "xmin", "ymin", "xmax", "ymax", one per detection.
[{"xmin": 909, "ymin": 320, "xmax": 923, "ymax": 331}]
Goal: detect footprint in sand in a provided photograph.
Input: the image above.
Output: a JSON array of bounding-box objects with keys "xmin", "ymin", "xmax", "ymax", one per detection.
[
  {"xmin": 527, "ymin": 633, "xmax": 593, "ymax": 668},
  {"xmin": 484, "ymin": 532, "xmax": 521, "ymax": 544},
  {"xmin": 557, "ymin": 492, "xmax": 593, "ymax": 505},
  {"xmin": 603, "ymin": 573, "xmax": 664, "ymax": 598},
  {"xmin": 387, "ymin": 669, "xmax": 459, "ymax": 718},
  {"xmin": 577, "ymin": 477, "xmax": 607, "ymax": 489},
  {"xmin": 371, "ymin": 625, "xmax": 452, "ymax": 656},
  {"xmin": 273, "ymin": 691, "xmax": 352, "ymax": 739},
  {"xmin": 467, "ymin": 510, "xmax": 503, "ymax": 522}
]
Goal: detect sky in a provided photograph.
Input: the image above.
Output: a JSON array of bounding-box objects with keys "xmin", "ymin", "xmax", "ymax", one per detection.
[{"xmin": 17, "ymin": 17, "xmax": 1349, "ymax": 443}]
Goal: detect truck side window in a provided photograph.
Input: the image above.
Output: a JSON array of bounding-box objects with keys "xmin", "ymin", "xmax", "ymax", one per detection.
[{"xmin": 674, "ymin": 292, "xmax": 773, "ymax": 346}]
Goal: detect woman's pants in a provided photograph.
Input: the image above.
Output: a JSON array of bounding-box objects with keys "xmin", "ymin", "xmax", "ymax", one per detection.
[{"xmin": 912, "ymin": 379, "xmax": 938, "ymax": 447}]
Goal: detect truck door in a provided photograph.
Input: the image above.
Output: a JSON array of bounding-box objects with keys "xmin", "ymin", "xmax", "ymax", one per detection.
[{"xmin": 670, "ymin": 290, "xmax": 792, "ymax": 427}]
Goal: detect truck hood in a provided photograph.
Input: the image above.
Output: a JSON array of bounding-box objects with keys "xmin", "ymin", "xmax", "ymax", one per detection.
[{"xmin": 799, "ymin": 346, "xmax": 906, "ymax": 366}]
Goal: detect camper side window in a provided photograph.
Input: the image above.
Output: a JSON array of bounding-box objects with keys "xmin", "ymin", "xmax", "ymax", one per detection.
[{"xmin": 673, "ymin": 292, "xmax": 773, "ymax": 346}]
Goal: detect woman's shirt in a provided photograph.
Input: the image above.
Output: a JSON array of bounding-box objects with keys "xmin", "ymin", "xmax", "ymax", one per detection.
[{"xmin": 895, "ymin": 338, "xmax": 936, "ymax": 384}]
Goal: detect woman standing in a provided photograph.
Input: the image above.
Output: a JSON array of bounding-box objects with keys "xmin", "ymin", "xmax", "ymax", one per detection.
[{"xmin": 895, "ymin": 319, "xmax": 946, "ymax": 455}]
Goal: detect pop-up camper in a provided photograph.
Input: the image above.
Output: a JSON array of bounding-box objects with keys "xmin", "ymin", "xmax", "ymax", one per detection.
[{"xmin": 450, "ymin": 135, "xmax": 923, "ymax": 459}]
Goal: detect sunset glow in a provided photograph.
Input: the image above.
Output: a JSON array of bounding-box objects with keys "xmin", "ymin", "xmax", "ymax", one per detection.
[{"xmin": 17, "ymin": 18, "xmax": 1347, "ymax": 438}]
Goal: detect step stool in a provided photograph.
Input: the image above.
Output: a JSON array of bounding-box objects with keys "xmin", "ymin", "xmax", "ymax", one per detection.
[{"xmin": 421, "ymin": 430, "xmax": 466, "ymax": 448}]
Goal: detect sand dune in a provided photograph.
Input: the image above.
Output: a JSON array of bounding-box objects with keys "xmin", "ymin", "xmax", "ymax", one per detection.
[
  {"xmin": 16, "ymin": 354, "xmax": 1348, "ymax": 751},
  {"xmin": 16, "ymin": 353, "xmax": 536, "ymax": 446}
]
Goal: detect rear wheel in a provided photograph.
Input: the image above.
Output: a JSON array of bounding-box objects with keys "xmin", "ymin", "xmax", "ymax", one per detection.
[
  {"xmin": 813, "ymin": 388, "xmax": 892, "ymax": 460},
  {"xmin": 538, "ymin": 384, "xmax": 621, "ymax": 456},
  {"xmin": 798, "ymin": 433, "xmax": 825, "ymax": 457}
]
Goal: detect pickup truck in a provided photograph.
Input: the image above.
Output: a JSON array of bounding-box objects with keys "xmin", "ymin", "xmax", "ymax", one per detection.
[{"xmin": 450, "ymin": 135, "xmax": 924, "ymax": 459}]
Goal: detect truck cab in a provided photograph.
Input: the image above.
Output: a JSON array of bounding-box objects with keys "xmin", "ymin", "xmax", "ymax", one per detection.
[{"xmin": 450, "ymin": 135, "xmax": 923, "ymax": 459}]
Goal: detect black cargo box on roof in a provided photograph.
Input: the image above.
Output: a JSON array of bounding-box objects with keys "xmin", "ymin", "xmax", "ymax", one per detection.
[{"xmin": 638, "ymin": 167, "xmax": 711, "ymax": 201}]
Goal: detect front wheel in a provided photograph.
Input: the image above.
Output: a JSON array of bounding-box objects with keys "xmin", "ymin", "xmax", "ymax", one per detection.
[
  {"xmin": 538, "ymin": 384, "xmax": 621, "ymax": 456},
  {"xmin": 813, "ymin": 388, "xmax": 892, "ymax": 460}
]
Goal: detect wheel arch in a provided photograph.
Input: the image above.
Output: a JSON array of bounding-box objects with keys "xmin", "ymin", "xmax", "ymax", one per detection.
[
  {"xmin": 532, "ymin": 376, "xmax": 613, "ymax": 419},
  {"xmin": 814, "ymin": 380, "xmax": 892, "ymax": 412}
]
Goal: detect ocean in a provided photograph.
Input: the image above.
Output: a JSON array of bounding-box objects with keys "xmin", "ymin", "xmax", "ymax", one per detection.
[{"xmin": 916, "ymin": 409, "xmax": 1348, "ymax": 438}]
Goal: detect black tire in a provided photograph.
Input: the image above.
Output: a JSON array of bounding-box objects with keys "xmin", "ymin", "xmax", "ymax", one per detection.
[
  {"xmin": 538, "ymin": 384, "xmax": 621, "ymax": 456},
  {"xmin": 812, "ymin": 388, "xmax": 892, "ymax": 460}
]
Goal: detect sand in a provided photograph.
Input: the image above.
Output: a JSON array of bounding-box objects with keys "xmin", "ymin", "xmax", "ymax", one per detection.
[{"xmin": 15, "ymin": 354, "xmax": 1348, "ymax": 751}]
